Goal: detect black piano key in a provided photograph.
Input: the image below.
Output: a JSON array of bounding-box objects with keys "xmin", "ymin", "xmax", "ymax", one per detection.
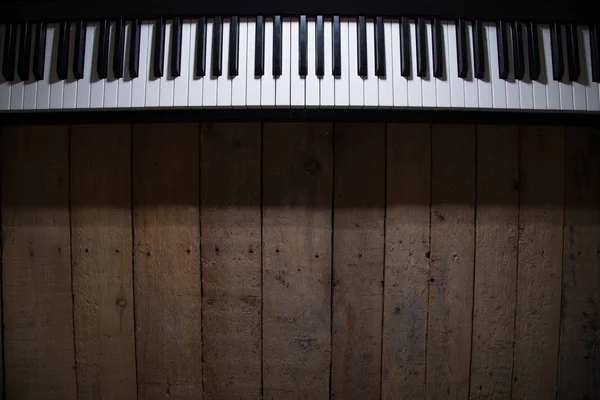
[
  {"xmin": 512, "ymin": 22, "xmax": 525, "ymax": 80},
  {"xmin": 565, "ymin": 23, "xmax": 580, "ymax": 81},
  {"xmin": 129, "ymin": 19, "xmax": 141, "ymax": 78},
  {"xmin": 432, "ymin": 18, "xmax": 443, "ymax": 78},
  {"xmin": 2, "ymin": 23, "xmax": 16, "ymax": 81},
  {"xmin": 299, "ymin": 15, "xmax": 308, "ymax": 76},
  {"xmin": 591, "ymin": 24, "xmax": 600, "ymax": 83},
  {"xmin": 550, "ymin": 23, "xmax": 564, "ymax": 80},
  {"xmin": 332, "ymin": 16, "xmax": 341, "ymax": 76},
  {"xmin": 416, "ymin": 18, "xmax": 426, "ymax": 77},
  {"xmin": 400, "ymin": 17, "xmax": 410, "ymax": 77},
  {"xmin": 97, "ymin": 20, "xmax": 109, "ymax": 79},
  {"xmin": 73, "ymin": 21, "xmax": 86, "ymax": 80},
  {"xmin": 153, "ymin": 18, "xmax": 165, "ymax": 78},
  {"xmin": 357, "ymin": 16, "xmax": 367, "ymax": 77},
  {"xmin": 316, "ymin": 16, "xmax": 324, "ymax": 76},
  {"xmin": 228, "ymin": 16, "xmax": 239, "ymax": 77},
  {"xmin": 527, "ymin": 22, "xmax": 540, "ymax": 80},
  {"xmin": 211, "ymin": 16, "xmax": 223, "ymax": 77},
  {"xmin": 374, "ymin": 16, "xmax": 385, "ymax": 77},
  {"xmin": 33, "ymin": 22, "xmax": 47, "ymax": 80},
  {"xmin": 273, "ymin": 15, "xmax": 282, "ymax": 76},
  {"xmin": 456, "ymin": 19, "xmax": 468, "ymax": 78},
  {"xmin": 57, "ymin": 21, "xmax": 70, "ymax": 80},
  {"xmin": 171, "ymin": 17, "xmax": 183, "ymax": 77},
  {"xmin": 255, "ymin": 16, "xmax": 264, "ymax": 76},
  {"xmin": 496, "ymin": 21, "xmax": 509, "ymax": 80},
  {"xmin": 473, "ymin": 19, "xmax": 485, "ymax": 79},
  {"xmin": 195, "ymin": 17, "xmax": 207, "ymax": 77},
  {"xmin": 17, "ymin": 22, "xmax": 32, "ymax": 81},
  {"xmin": 113, "ymin": 19, "xmax": 125, "ymax": 79}
]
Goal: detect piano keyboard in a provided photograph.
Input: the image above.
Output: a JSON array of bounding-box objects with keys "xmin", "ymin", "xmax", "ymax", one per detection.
[{"xmin": 1, "ymin": 18, "xmax": 600, "ymax": 112}]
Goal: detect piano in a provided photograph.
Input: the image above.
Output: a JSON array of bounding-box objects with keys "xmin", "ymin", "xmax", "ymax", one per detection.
[{"xmin": 1, "ymin": 0, "xmax": 600, "ymax": 122}]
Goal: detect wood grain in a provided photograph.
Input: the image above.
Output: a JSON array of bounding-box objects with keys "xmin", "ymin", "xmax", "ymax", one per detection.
[
  {"xmin": 512, "ymin": 126, "xmax": 565, "ymax": 400},
  {"xmin": 331, "ymin": 123, "xmax": 385, "ymax": 400},
  {"xmin": 133, "ymin": 123, "xmax": 202, "ymax": 399},
  {"xmin": 201, "ymin": 123, "xmax": 262, "ymax": 399},
  {"xmin": 469, "ymin": 125, "xmax": 519, "ymax": 400},
  {"xmin": 262, "ymin": 122, "xmax": 333, "ymax": 399},
  {"xmin": 1, "ymin": 125, "xmax": 77, "ymax": 400},
  {"xmin": 426, "ymin": 124, "xmax": 475, "ymax": 400},
  {"xmin": 557, "ymin": 126, "xmax": 600, "ymax": 399},
  {"xmin": 382, "ymin": 123, "xmax": 431, "ymax": 400},
  {"xmin": 71, "ymin": 124, "xmax": 137, "ymax": 400}
]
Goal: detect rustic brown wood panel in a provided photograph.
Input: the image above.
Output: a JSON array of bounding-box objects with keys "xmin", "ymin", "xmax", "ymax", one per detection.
[
  {"xmin": 132, "ymin": 123, "xmax": 202, "ymax": 399},
  {"xmin": 426, "ymin": 124, "xmax": 475, "ymax": 400},
  {"xmin": 382, "ymin": 123, "xmax": 431, "ymax": 400},
  {"xmin": 1, "ymin": 125, "xmax": 77, "ymax": 400},
  {"xmin": 201, "ymin": 123, "xmax": 262, "ymax": 399},
  {"xmin": 331, "ymin": 123, "xmax": 385, "ymax": 399},
  {"xmin": 71, "ymin": 124, "xmax": 137, "ymax": 400},
  {"xmin": 558, "ymin": 126, "xmax": 600, "ymax": 399},
  {"xmin": 469, "ymin": 125, "xmax": 519, "ymax": 399},
  {"xmin": 262, "ymin": 122, "xmax": 333, "ymax": 399},
  {"xmin": 513, "ymin": 126, "xmax": 565, "ymax": 400}
]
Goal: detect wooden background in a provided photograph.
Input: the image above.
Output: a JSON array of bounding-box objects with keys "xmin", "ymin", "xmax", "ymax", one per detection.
[{"xmin": 0, "ymin": 122, "xmax": 598, "ymax": 400}]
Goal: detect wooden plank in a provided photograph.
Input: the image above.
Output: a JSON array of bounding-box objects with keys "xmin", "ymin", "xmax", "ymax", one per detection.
[
  {"xmin": 71, "ymin": 124, "xmax": 137, "ymax": 400},
  {"xmin": 201, "ymin": 123, "xmax": 262, "ymax": 399},
  {"xmin": 426, "ymin": 124, "xmax": 475, "ymax": 400},
  {"xmin": 382, "ymin": 123, "xmax": 431, "ymax": 400},
  {"xmin": 557, "ymin": 126, "xmax": 600, "ymax": 399},
  {"xmin": 262, "ymin": 122, "xmax": 333, "ymax": 399},
  {"xmin": 469, "ymin": 125, "xmax": 519, "ymax": 399},
  {"xmin": 1, "ymin": 125, "xmax": 77, "ymax": 400},
  {"xmin": 132, "ymin": 123, "xmax": 202, "ymax": 399},
  {"xmin": 513, "ymin": 126, "xmax": 565, "ymax": 400},
  {"xmin": 331, "ymin": 122, "xmax": 385, "ymax": 399}
]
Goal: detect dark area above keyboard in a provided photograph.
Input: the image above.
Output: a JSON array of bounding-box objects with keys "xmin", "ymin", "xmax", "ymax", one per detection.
[{"xmin": 2, "ymin": 0, "xmax": 599, "ymax": 24}]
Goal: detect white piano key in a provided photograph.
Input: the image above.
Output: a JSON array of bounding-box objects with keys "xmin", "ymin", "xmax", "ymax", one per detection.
[
  {"xmin": 541, "ymin": 25, "xmax": 560, "ymax": 110},
  {"xmin": 390, "ymin": 20, "xmax": 406, "ymax": 107},
  {"xmin": 202, "ymin": 19, "xmax": 217, "ymax": 107},
  {"xmin": 145, "ymin": 21, "xmax": 161, "ymax": 107},
  {"xmin": 0, "ymin": 25, "xmax": 9, "ymax": 110},
  {"xmin": 321, "ymin": 18, "xmax": 335, "ymax": 107},
  {"xmin": 348, "ymin": 20, "xmax": 364, "ymax": 107},
  {"xmin": 505, "ymin": 24, "xmax": 520, "ymax": 109},
  {"xmin": 364, "ymin": 18, "xmax": 378, "ymax": 108},
  {"xmin": 118, "ymin": 21, "xmax": 133, "ymax": 108},
  {"xmin": 532, "ymin": 26, "xmax": 547, "ymax": 110},
  {"xmin": 572, "ymin": 25, "xmax": 587, "ymax": 111},
  {"xmin": 49, "ymin": 24, "xmax": 65, "ymax": 109},
  {"xmin": 334, "ymin": 18, "xmax": 350, "ymax": 107},
  {"xmin": 10, "ymin": 25, "xmax": 24, "ymax": 110},
  {"xmin": 518, "ymin": 23, "xmax": 534, "ymax": 110},
  {"xmin": 132, "ymin": 23, "xmax": 149, "ymax": 108},
  {"xmin": 63, "ymin": 23, "xmax": 78, "ymax": 109},
  {"xmin": 435, "ymin": 22, "xmax": 451, "ymax": 108},
  {"xmin": 408, "ymin": 21, "xmax": 422, "ymax": 107},
  {"xmin": 377, "ymin": 20, "xmax": 394, "ymax": 108},
  {"xmin": 104, "ymin": 22, "xmax": 119, "ymax": 108},
  {"xmin": 160, "ymin": 20, "xmax": 175, "ymax": 107},
  {"xmin": 188, "ymin": 19, "xmax": 203, "ymax": 107},
  {"xmin": 290, "ymin": 19, "xmax": 305, "ymax": 107},
  {"xmin": 477, "ymin": 23, "xmax": 492, "ymax": 108},
  {"xmin": 231, "ymin": 18, "xmax": 247, "ymax": 107},
  {"xmin": 582, "ymin": 26, "xmax": 600, "ymax": 111},
  {"xmin": 558, "ymin": 25, "xmax": 574, "ymax": 111},
  {"xmin": 306, "ymin": 18, "xmax": 320, "ymax": 108},
  {"xmin": 173, "ymin": 20, "xmax": 191, "ymax": 107},
  {"xmin": 487, "ymin": 24, "xmax": 506, "ymax": 109},
  {"xmin": 275, "ymin": 18, "xmax": 292, "ymax": 107},
  {"xmin": 217, "ymin": 19, "xmax": 231, "ymax": 108},
  {"xmin": 36, "ymin": 23, "xmax": 54, "ymax": 109},
  {"xmin": 464, "ymin": 21, "xmax": 479, "ymax": 108},
  {"xmin": 246, "ymin": 19, "xmax": 260, "ymax": 107},
  {"xmin": 422, "ymin": 22, "xmax": 436, "ymax": 108},
  {"xmin": 23, "ymin": 24, "xmax": 38, "ymax": 110},
  {"xmin": 262, "ymin": 18, "xmax": 277, "ymax": 107},
  {"xmin": 447, "ymin": 21, "xmax": 465, "ymax": 108},
  {"xmin": 76, "ymin": 23, "xmax": 95, "ymax": 108}
]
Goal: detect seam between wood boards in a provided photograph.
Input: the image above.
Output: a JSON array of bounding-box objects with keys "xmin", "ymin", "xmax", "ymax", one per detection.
[
  {"xmin": 68, "ymin": 124, "xmax": 80, "ymax": 399},
  {"xmin": 378, "ymin": 123, "xmax": 388, "ymax": 400},
  {"xmin": 328, "ymin": 122, "xmax": 336, "ymax": 400},
  {"xmin": 0, "ymin": 126, "xmax": 6, "ymax": 400},
  {"xmin": 423, "ymin": 123, "xmax": 433, "ymax": 400},
  {"xmin": 198, "ymin": 122, "xmax": 205, "ymax": 400},
  {"xmin": 467, "ymin": 123, "xmax": 478, "ymax": 400},
  {"xmin": 130, "ymin": 123, "xmax": 140, "ymax": 400}
]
